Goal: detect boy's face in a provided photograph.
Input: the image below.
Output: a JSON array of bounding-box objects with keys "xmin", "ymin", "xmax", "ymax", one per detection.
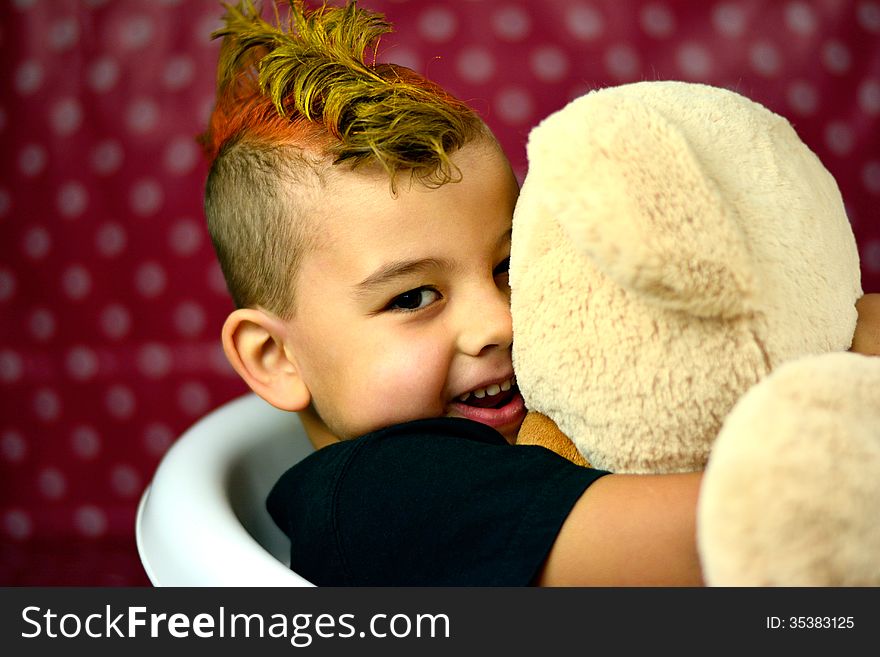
[{"xmin": 284, "ymin": 138, "xmax": 525, "ymax": 445}]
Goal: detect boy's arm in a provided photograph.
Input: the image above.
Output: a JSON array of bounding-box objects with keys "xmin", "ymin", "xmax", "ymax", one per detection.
[
  {"xmin": 537, "ymin": 472, "xmax": 703, "ymax": 586},
  {"xmin": 853, "ymin": 293, "xmax": 880, "ymax": 355}
]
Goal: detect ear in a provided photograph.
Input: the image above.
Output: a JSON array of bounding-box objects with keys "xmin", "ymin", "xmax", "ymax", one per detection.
[
  {"xmin": 221, "ymin": 308, "xmax": 311, "ymax": 412},
  {"xmin": 526, "ymin": 88, "xmax": 757, "ymax": 319}
]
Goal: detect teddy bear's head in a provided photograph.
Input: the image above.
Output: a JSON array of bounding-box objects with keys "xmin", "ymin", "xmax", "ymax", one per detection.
[{"xmin": 510, "ymin": 81, "xmax": 862, "ymax": 474}]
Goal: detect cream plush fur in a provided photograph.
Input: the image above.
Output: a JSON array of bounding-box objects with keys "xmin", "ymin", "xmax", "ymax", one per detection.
[{"xmin": 510, "ymin": 80, "xmax": 880, "ymax": 585}]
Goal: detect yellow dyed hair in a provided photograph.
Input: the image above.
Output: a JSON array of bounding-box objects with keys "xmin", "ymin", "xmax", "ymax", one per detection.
[{"xmin": 200, "ymin": 0, "xmax": 487, "ymax": 317}]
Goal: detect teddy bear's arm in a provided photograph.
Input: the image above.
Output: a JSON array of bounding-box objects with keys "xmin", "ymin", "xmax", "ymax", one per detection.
[
  {"xmin": 852, "ymin": 293, "xmax": 880, "ymax": 355},
  {"xmin": 516, "ymin": 412, "xmax": 589, "ymax": 467}
]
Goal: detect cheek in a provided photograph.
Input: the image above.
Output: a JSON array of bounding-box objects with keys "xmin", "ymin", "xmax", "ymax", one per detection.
[{"xmin": 360, "ymin": 336, "xmax": 450, "ymax": 416}]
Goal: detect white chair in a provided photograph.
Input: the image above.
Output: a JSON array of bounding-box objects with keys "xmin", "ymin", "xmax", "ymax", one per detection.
[{"xmin": 136, "ymin": 392, "xmax": 315, "ymax": 586}]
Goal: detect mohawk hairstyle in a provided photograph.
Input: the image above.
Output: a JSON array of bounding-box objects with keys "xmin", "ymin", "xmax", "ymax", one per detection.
[{"xmin": 200, "ymin": 0, "xmax": 486, "ymax": 318}]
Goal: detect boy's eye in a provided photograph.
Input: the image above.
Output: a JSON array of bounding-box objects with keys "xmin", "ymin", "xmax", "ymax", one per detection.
[{"xmin": 387, "ymin": 287, "xmax": 440, "ymax": 312}]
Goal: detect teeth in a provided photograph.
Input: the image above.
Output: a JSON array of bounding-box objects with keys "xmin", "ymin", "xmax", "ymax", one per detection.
[{"xmin": 457, "ymin": 376, "xmax": 516, "ymax": 403}]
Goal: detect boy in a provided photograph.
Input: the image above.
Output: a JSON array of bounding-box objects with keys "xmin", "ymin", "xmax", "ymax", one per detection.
[{"xmin": 200, "ymin": 1, "xmax": 880, "ymax": 586}]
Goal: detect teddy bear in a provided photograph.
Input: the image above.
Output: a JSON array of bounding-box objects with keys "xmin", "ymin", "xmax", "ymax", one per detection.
[{"xmin": 509, "ymin": 80, "xmax": 880, "ymax": 585}]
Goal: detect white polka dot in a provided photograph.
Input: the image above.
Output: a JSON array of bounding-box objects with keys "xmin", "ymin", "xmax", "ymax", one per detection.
[
  {"xmin": 194, "ymin": 13, "xmax": 224, "ymax": 46},
  {"xmin": 71, "ymin": 425, "xmax": 101, "ymax": 459},
  {"xmin": 33, "ymin": 388, "xmax": 61, "ymax": 422},
  {"xmin": 50, "ymin": 97, "xmax": 83, "ymax": 136},
  {"xmin": 22, "ymin": 226, "xmax": 51, "ymax": 260},
  {"xmin": 162, "ymin": 55, "xmax": 195, "ymax": 90},
  {"xmin": 456, "ymin": 47, "xmax": 496, "ymax": 84},
  {"xmin": 48, "ymin": 17, "xmax": 79, "ymax": 51},
  {"xmin": 380, "ymin": 46, "xmax": 419, "ymax": 71},
  {"xmin": 418, "ymin": 7, "xmax": 457, "ymax": 42},
  {"xmin": 825, "ymin": 121, "xmax": 854, "ymax": 155},
  {"xmin": 862, "ymin": 161, "xmax": 880, "ymax": 194},
  {"xmin": 18, "ymin": 143, "xmax": 47, "ymax": 177},
  {"xmin": 492, "ymin": 5, "xmax": 531, "ymax": 41},
  {"xmin": 144, "ymin": 423, "xmax": 174, "ymax": 456},
  {"xmin": 137, "ymin": 343, "xmax": 172, "ymax": 378},
  {"xmin": 822, "ymin": 40, "xmax": 851, "ymax": 74},
  {"xmin": 640, "ymin": 3, "xmax": 676, "ymax": 38},
  {"xmin": 1, "ymin": 429, "xmax": 27, "ymax": 463},
  {"xmin": 750, "ymin": 41, "xmax": 782, "ymax": 77},
  {"xmin": 178, "ymin": 381, "xmax": 211, "ymax": 416},
  {"xmin": 120, "ymin": 14, "xmax": 155, "ymax": 49},
  {"xmin": 0, "ymin": 350, "xmax": 23, "ymax": 383},
  {"xmin": 494, "ymin": 87, "xmax": 534, "ymax": 125},
  {"xmin": 207, "ymin": 261, "xmax": 228, "ymax": 295},
  {"xmin": 95, "ymin": 222, "xmax": 127, "ymax": 257},
  {"xmin": 75, "ymin": 505, "xmax": 107, "ymax": 538},
  {"xmin": 677, "ymin": 42, "xmax": 712, "ymax": 79},
  {"xmin": 126, "ymin": 98, "xmax": 159, "ymax": 133},
  {"xmin": 566, "ymin": 4, "xmax": 604, "ymax": 41},
  {"xmin": 785, "ymin": 2, "xmax": 817, "ymax": 35},
  {"xmin": 530, "ymin": 46, "xmax": 569, "ymax": 83},
  {"xmin": 0, "ymin": 269, "xmax": 14, "ymax": 302},
  {"xmin": 863, "ymin": 239, "xmax": 880, "ymax": 273},
  {"xmin": 62, "ymin": 264, "xmax": 91, "ymax": 300},
  {"xmin": 100, "ymin": 303, "xmax": 131, "ymax": 339},
  {"xmin": 66, "ymin": 346, "xmax": 99, "ymax": 381},
  {"xmin": 110, "ymin": 464, "xmax": 140, "ymax": 498},
  {"xmin": 91, "ymin": 139, "xmax": 124, "ymax": 175},
  {"xmin": 712, "ymin": 3, "xmax": 747, "ymax": 38},
  {"xmin": 0, "ymin": 189, "xmax": 9, "ymax": 217},
  {"xmin": 38, "ymin": 467, "xmax": 66, "ymax": 499},
  {"xmin": 174, "ymin": 301, "xmax": 206, "ymax": 337},
  {"xmin": 15, "ymin": 59, "xmax": 44, "ymax": 95},
  {"xmin": 787, "ymin": 80, "xmax": 819, "ymax": 115},
  {"xmin": 859, "ymin": 79, "xmax": 880, "ymax": 115},
  {"xmin": 28, "ymin": 308, "xmax": 55, "ymax": 340},
  {"xmin": 164, "ymin": 137, "xmax": 199, "ymax": 175},
  {"xmin": 57, "ymin": 181, "xmax": 88, "ymax": 218},
  {"xmin": 105, "ymin": 384, "xmax": 136, "ymax": 419},
  {"xmin": 135, "ymin": 261, "xmax": 167, "ymax": 297},
  {"xmin": 604, "ymin": 44, "xmax": 640, "ymax": 80},
  {"xmin": 169, "ymin": 219, "xmax": 203, "ymax": 256},
  {"xmin": 130, "ymin": 178, "xmax": 163, "ymax": 216},
  {"xmin": 210, "ymin": 343, "xmax": 235, "ymax": 377},
  {"xmin": 4, "ymin": 510, "xmax": 32, "ymax": 540},
  {"xmin": 858, "ymin": 1, "xmax": 880, "ymax": 33},
  {"xmin": 88, "ymin": 57, "xmax": 119, "ymax": 92}
]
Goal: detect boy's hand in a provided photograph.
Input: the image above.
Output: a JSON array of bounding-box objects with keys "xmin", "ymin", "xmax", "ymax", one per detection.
[{"xmin": 852, "ymin": 293, "xmax": 880, "ymax": 356}]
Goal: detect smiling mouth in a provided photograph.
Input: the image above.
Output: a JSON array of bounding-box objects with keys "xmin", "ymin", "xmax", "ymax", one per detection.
[
  {"xmin": 448, "ymin": 376, "xmax": 526, "ymax": 432},
  {"xmin": 456, "ymin": 376, "xmax": 517, "ymax": 409}
]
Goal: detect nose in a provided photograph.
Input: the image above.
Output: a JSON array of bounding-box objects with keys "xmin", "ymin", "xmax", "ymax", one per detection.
[{"xmin": 455, "ymin": 283, "xmax": 513, "ymax": 357}]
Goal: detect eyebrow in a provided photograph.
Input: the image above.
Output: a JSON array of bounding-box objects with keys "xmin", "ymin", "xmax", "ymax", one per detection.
[
  {"xmin": 352, "ymin": 257, "xmax": 451, "ymax": 299},
  {"xmin": 351, "ymin": 228, "xmax": 512, "ymax": 299}
]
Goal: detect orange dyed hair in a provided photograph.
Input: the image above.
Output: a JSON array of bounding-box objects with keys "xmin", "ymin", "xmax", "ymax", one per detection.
[{"xmin": 200, "ymin": 1, "xmax": 487, "ymax": 317}]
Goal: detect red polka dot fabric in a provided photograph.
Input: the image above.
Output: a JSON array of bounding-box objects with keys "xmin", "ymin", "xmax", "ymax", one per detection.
[{"xmin": 1, "ymin": 0, "xmax": 878, "ymax": 585}]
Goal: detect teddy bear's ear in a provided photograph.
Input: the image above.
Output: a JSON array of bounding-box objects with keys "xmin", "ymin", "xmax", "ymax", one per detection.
[{"xmin": 526, "ymin": 90, "xmax": 757, "ymax": 319}]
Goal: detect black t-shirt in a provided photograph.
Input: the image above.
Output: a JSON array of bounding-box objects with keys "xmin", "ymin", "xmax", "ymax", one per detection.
[{"xmin": 267, "ymin": 417, "xmax": 609, "ymax": 586}]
